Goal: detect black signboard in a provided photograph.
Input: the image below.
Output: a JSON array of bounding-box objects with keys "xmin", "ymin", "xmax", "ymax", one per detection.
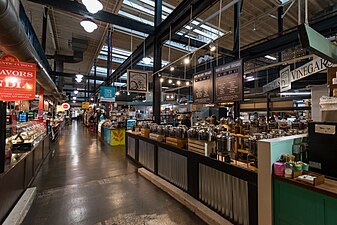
[
  {"xmin": 214, "ymin": 59, "xmax": 243, "ymax": 102},
  {"xmin": 193, "ymin": 70, "xmax": 213, "ymax": 104}
]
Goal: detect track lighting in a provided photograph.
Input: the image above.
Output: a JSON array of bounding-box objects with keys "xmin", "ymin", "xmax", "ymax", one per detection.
[{"xmin": 80, "ymin": 18, "xmax": 98, "ymax": 33}]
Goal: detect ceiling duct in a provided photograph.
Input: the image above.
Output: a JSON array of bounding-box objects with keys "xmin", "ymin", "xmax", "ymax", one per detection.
[
  {"xmin": 48, "ymin": 38, "xmax": 88, "ymax": 63},
  {"xmin": 0, "ymin": 0, "xmax": 62, "ymax": 100}
]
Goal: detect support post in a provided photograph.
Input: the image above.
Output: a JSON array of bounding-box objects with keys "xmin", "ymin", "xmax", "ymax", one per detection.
[
  {"xmin": 233, "ymin": 1, "xmax": 241, "ymax": 119},
  {"xmin": 153, "ymin": 0, "xmax": 162, "ymax": 124},
  {"xmin": 107, "ymin": 28, "xmax": 112, "ymax": 80},
  {"xmin": 267, "ymin": 93, "xmax": 271, "ymax": 122},
  {"xmin": 94, "ymin": 60, "xmax": 97, "ymax": 102},
  {"xmin": 278, "ymin": 6, "xmax": 283, "ymax": 62},
  {"xmin": 0, "ymin": 101, "xmax": 6, "ymax": 173},
  {"xmin": 42, "ymin": 7, "xmax": 48, "ymax": 52}
]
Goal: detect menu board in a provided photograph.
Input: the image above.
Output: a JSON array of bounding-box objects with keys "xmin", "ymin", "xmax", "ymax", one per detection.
[
  {"xmin": 127, "ymin": 69, "xmax": 149, "ymax": 93},
  {"xmin": 193, "ymin": 70, "xmax": 213, "ymax": 104},
  {"xmin": 214, "ymin": 59, "xmax": 243, "ymax": 102}
]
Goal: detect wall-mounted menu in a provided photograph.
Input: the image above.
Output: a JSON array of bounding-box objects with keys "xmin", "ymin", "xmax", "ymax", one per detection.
[
  {"xmin": 193, "ymin": 70, "xmax": 213, "ymax": 104},
  {"xmin": 214, "ymin": 59, "xmax": 243, "ymax": 102}
]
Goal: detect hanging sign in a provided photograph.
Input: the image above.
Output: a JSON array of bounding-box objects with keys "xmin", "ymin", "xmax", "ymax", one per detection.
[
  {"xmin": 0, "ymin": 54, "xmax": 36, "ymax": 101},
  {"xmin": 61, "ymin": 103, "xmax": 70, "ymax": 110},
  {"xmin": 82, "ymin": 102, "xmax": 90, "ymax": 109},
  {"xmin": 263, "ymin": 57, "xmax": 333, "ymax": 92},
  {"xmin": 127, "ymin": 69, "xmax": 149, "ymax": 93},
  {"xmin": 193, "ymin": 70, "xmax": 213, "ymax": 104},
  {"xmin": 100, "ymin": 86, "xmax": 116, "ymax": 102},
  {"xmin": 214, "ymin": 59, "xmax": 243, "ymax": 102}
]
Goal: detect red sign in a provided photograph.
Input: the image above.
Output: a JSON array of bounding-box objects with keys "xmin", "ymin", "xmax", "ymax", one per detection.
[
  {"xmin": 61, "ymin": 103, "xmax": 70, "ymax": 110},
  {"xmin": 0, "ymin": 54, "xmax": 36, "ymax": 101}
]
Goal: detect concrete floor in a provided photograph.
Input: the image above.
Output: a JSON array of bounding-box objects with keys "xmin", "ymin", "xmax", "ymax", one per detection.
[{"xmin": 22, "ymin": 121, "xmax": 206, "ymax": 225}]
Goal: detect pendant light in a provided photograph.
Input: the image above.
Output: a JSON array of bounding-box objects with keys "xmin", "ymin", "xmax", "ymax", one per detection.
[
  {"xmin": 82, "ymin": 0, "xmax": 103, "ymax": 14},
  {"xmin": 80, "ymin": 18, "xmax": 98, "ymax": 33}
]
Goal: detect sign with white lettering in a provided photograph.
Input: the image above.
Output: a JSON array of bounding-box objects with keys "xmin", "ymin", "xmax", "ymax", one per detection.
[
  {"xmin": 0, "ymin": 54, "xmax": 36, "ymax": 101},
  {"xmin": 193, "ymin": 70, "xmax": 213, "ymax": 104},
  {"xmin": 280, "ymin": 66, "xmax": 291, "ymax": 92},
  {"xmin": 263, "ymin": 57, "xmax": 333, "ymax": 92}
]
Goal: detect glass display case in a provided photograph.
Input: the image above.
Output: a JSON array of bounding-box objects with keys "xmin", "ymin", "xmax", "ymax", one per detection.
[{"xmin": 7, "ymin": 122, "xmax": 46, "ymax": 152}]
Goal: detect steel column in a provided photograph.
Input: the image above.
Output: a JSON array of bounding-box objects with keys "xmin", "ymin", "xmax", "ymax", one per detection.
[
  {"xmin": 94, "ymin": 61, "xmax": 97, "ymax": 102},
  {"xmin": 107, "ymin": 28, "xmax": 112, "ymax": 80},
  {"xmin": 0, "ymin": 101, "xmax": 6, "ymax": 173},
  {"xmin": 153, "ymin": 0, "xmax": 162, "ymax": 124},
  {"xmin": 267, "ymin": 93, "xmax": 271, "ymax": 122},
  {"xmin": 233, "ymin": 1, "xmax": 241, "ymax": 119},
  {"xmin": 42, "ymin": 7, "xmax": 48, "ymax": 52},
  {"xmin": 278, "ymin": 6, "xmax": 283, "ymax": 62}
]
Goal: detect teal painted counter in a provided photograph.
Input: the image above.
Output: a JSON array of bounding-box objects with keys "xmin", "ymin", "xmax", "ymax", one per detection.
[{"xmin": 274, "ymin": 177, "xmax": 337, "ymax": 225}]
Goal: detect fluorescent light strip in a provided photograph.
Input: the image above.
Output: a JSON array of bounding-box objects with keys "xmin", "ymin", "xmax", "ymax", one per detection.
[
  {"xmin": 265, "ymin": 55, "xmax": 277, "ymax": 60},
  {"xmin": 280, "ymin": 92, "xmax": 311, "ymax": 96}
]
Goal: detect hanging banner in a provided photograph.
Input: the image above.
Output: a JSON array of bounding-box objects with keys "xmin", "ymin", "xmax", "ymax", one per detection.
[
  {"xmin": 127, "ymin": 69, "xmax": 149, "ymax": 93},
  {"xmin": 264, "ymin": 57, "xmax": 333, "ymax": 93},
  {"xmin": 193, "ymin": 70, "xmax": 213, "ymax": 104},
  {"xmin": 214, "ymin": 59, "xmax": 243, "ymax": 102},
  {"xmin": 100, "ymin": 86, "xmax": 116, "ymax": 102},
  {"xmin": 82, "ymin": 102, "xmax": 90, "ymax": 109},
  {"xmin": 0, "ymin": 54, "xmax": 36, "ymax": 101}
]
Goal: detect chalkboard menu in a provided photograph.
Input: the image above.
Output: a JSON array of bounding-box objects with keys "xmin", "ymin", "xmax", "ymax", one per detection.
[
  {"xmin": 193, "ymin": 70, "xmax": 213, "ymax": 104},
  {"xmin": 214, "ymin": 59, "xmax": 243, "ymax": 102}
]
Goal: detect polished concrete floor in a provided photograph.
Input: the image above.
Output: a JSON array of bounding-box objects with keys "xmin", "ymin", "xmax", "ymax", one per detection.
[{"xmin": 22, "ymin": 121, "xmax": 205, "ymax": 225}]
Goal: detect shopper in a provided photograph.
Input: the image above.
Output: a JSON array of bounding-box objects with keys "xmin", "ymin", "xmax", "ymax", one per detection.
[
  {"xmin": 210, "ymin": 114, "xmax": 219, "ymax": 125},
  {"xmin": 181, "ymin": 113, "xmax": 191, "ymax": 128}
]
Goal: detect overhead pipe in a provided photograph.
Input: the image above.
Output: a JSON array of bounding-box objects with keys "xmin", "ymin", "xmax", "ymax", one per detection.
[{"xmin": 0, "ymin": 0, "xmax": 62, "ymax": 99}]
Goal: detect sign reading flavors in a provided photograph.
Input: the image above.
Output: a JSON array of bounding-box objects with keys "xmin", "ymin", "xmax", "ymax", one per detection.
[
  {"xmin": 0, "ymin": 54, "xmax": 36, "ymax": 101},
  {"xmin": 193, "ymin": 70, "xmax": 213, "ymax": 104},
  {"xmin": 100, "ymin": 86, "xmax": 116, "ymax": 102},
  {"xmin": 214, "ymin": 59, "xmax": 243, "ymax": 102},
  {"xmin": 127, "ymin": 69, "xmax": 149, "ymax": 93}
]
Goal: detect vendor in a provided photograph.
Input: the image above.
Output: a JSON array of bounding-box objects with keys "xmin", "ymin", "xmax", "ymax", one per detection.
[
  {"xmin": 210, "ymin": 114, "xmax": 219, "ymax": 125},
  {"xmin": 181, "ymin": 113, "xmax": 191, "ymax": 128}
]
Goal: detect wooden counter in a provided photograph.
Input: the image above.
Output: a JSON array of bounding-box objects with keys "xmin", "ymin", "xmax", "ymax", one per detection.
[{"xmin": 274, "ymin": 174, "xmax": 337, "ymax": 199}]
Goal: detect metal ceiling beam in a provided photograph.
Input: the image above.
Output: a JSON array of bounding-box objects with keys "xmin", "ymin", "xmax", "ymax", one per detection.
[
  {"xmin": 50, "ymin": 71, "xmax": 106, "ymax": 81},
  {"xmin": 27, "ymin": 0, "xmax": 154, "ymax": 34},
  {"xmin": 101, "ymin": 0, "xmax": 221, "ymax": 91},
  {"xmin": 27, "ymin": 0, "xmax": 228, "ymax": 53}
]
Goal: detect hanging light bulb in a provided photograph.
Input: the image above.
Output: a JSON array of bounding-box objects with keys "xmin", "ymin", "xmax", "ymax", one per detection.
[
  {"xmin": 209, "ymin": 42, "xmax": 216, "ymax": 52},
  {"xmin": 115, "ymin": 91, "xmax": 120, "ymax": 96},
  {"xmin": 80, "ymin": 18, "xmax": 98, "ymax": 33},
  {"xmin": 186, "ymin": 81, "xmax": 190, "ymax": 86},
  {"xmin": 168, "ymin": 79, "xmax": 172, "ymax": 84},
  {"xmin": 160, "ymin": 78, "xmax": 164, "ymax": 83},
  {"xmin": 142, "ymin": 57, "xmax": 152, "ymax": 65},
  {"xmin": 170, "ymin": 66, "xmax": 175, "ymax": 72},
  {"xmin": 74, "ymin": 90, "xmax": 79, "ymax": 95},
  {"xmin": 72, "ymin": 100, "xmax": 76, "ymax": 103},
  {"xmin": 127, "ymin": 92, "xmax": 130, "ymax": 96},
  {"xmin": 82, "ymin": 0, "xmax": 103, "ymax": 14},
  {"xmin": 90, "ymin": 97, "xmax": 94, "ymax": 101},
  {"xmin": 73, "ymin": 96, "xmax": 77, "ymax": 100},
  {"xmin": 183, "ymin": 57, "xmax": 190, "ymax": 64},
  {"xmin": 75, "ymin": 77, "xmax": 82, "ymax": 83},
  {"xmin": 75, "ymin": 74, "xmax": 83, "ymax": 79},
  {"xmin": 177, "ymin": 80, "xmax": 181, "ymax": 85}
]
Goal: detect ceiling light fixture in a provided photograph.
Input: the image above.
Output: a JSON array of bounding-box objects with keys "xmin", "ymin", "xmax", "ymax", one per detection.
[
  {"xmin": 75, "ymin": 74, "xmax": 83, "ymax": 79},
  {"xmin": 186, "ymin": 81, "xmax": 190, "ymax": 86},
  {"xmin": 168, "ymin": 79, "xmax": 172, "ymax": 84},
  {"xmin": 72, "ymin": 100, "xmax": 76, "ymax": 103},
  {"xmin": 90, "ymin": 97, "xmax": 94, "ymax": 101},
  {"xmin": 73, "ymin": 96, "xmax": 77, "ymax": 100},
  {"xmin": 82, "ymin": 0, "xmax": 103, "ymax": 14},
  {"xmin": 115, "ymin": 91, "xmax": 120, "ymax": 96},
  {"xmin": 183, "ymin": 57, "xmax": 190, "ymax": 65},
  {"xmin": 75, "ymin": 77, "xmax": 82, "ymax": 83},
  {"xmin": 142, "ymin": 57, "xmax": 152, "ymax": 65},
  {"xmin": 209, "ymin": 42, "xmax": 216, "ymax": 52},
  {"xmin": 80, "ymin": 18, "xmax": 98, "ymax": 33},
  {"xmin": 74, "ymin": 90, "xmax": 79, "ymax": 95},
  {"xmin": 265, "ymin": 55, "xmax": 277, "ymax": 60},
  {"xmin": 170, "ymin": 66, "xmax": 175, "ymax": 72},
  {"xmin": 177, "ymin": 80, "xmax": 181, "ymax": 85},
  {"xmin": 280, "ymin": 92, "xmax": 311, "ymax": 96},
  {"xmin": 160, "ymin": 78, "xmax": 164, "ymax": 83}
]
